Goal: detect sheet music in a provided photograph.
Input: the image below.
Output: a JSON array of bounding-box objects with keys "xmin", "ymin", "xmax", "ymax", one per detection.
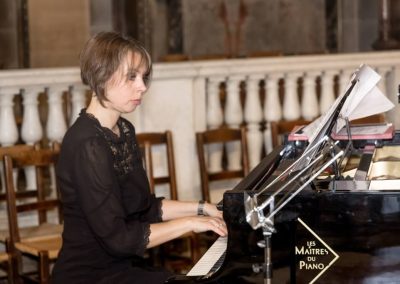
[
  {"xmin": 302, "ymin": 64, "xmax": 394, "ymax": 139},
  {"xmin": 335, "ymin": 64, "xmax": 393, "ymax": 132},
  {"xmin": 186, "ymin": 236, "xmax": 227, "ymax": 276}
]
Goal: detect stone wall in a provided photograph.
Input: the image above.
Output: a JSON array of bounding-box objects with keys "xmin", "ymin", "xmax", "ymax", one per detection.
[
  {"xmin": 0, "ymin": 0, "xmax": 19, "ymax": 69},
  {"xmin": 0, "ymin": 0, "xmax": 385, "ymax": 68},
  {"xmin": 182, "ymin": 0, "xmax": 327, "ymax": 58},
  {"xmin": 27, "ymin": 0, "xmax": 90, "ymax": 67}
]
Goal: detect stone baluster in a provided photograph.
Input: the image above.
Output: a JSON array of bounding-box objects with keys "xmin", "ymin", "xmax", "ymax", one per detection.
[
  {"xmin": 0, "ymin": 88, "xmax": 19, "ymax": 146},
  {"xmin": 264, "ymin": 74, "xmax": 282, "ymax": 122},
  {"xmin": 47, "ymin": 86, "xmax": 68, "ymax": 143},
  {"xmin": 244, "ymin": 74, "xmax": 264, "ymax": 169},
  {"xmin": 264, "ymin": 74, "xmax": 282, "ymax": 153},
  {"xmin": 21, "ymin": 87, "xmax": 43, "ymax": 144},
  {"xmin": 70, "ymin": 85, "xmax": 87, "ymax": 126},
  {"xmin": 376, "ymin": 66, "xmax": 392, "ymax": 121},
  {"xmin": 376, "ymin": 66, "xmax": 390, "ymax": 95},
  {"xmin": 283, "ymin": 73, "xmax": 301, "ymax": 120},
  {"xmin": 21, "ymin": 87, "xmax": 44, "ymax": 190},
  {"xmin": 0, "ymin": 87, "xmax": 19, "ymax": 192},
  {"xmin": 301, "ymin": 71, "xmax": 320, "ymax": 120},
  {"xmin": 207, "ymin": 77, "xmax": 224, "ymax": 129},
  {"xmin": 385, "ymin": 66, "xmax": 399, "ymax": 126},
  {"xmin": 225, "ymin": 75, "xmax": 244, "ymax": 171},
  {"xmin": 225, "ymin": 75, "xmax": 244, "ymax": 128},
  {"xmin": 206, "ymin": 77, "xmax": 225, "ymax": 173},
  {"xmin": 320, "ymin": 70, "xmax": 337, "ymax": 114},
  {"xmin": 338, "ymin": 69, "xmax": 354, "ymax": 97},
  {"xmin": 47, "ymin": 85, "xmax": 68, "ymax": 198},
  {"xmin": 337, "ymin": 69, "xmax": 356, "ymax": 125}
]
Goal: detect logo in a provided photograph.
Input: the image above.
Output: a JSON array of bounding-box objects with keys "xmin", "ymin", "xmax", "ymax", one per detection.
[{"xmin": 294, "ymin": 218, "xmax": 339, "ymax": 283}]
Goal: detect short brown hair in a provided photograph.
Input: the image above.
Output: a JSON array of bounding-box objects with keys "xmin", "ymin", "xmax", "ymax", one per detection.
[{"xmin": 80, "ymin": 32, "xmax": 152, "ymax": 106}]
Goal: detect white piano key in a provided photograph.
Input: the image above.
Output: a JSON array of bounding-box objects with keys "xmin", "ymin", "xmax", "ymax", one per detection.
[{"xmin": 187, "ymin": 236, "xmax": 227, "ymax": 276}]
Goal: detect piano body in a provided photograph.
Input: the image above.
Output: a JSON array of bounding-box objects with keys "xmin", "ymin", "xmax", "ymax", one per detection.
[{"xmin": 167, "ymin": 130, "xmax": 400, "ymax": 283}]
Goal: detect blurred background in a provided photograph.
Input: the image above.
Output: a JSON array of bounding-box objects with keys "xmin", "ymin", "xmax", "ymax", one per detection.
[{"xmin": 1, "ymin": 0, "xmax": 399, "ymax": 69}]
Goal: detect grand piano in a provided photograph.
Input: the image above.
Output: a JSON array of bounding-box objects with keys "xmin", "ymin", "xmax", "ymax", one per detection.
[{"xmin": 166, "ymin": 65, "xmax": 400, "ymax": 283}]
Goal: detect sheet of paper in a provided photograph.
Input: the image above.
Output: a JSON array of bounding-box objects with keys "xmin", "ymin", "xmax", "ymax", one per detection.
[
  {"xmin": 293, "ymin": 64, "xmax": 394, "ymax": 172},
  {"xmin": 346, "ymin": 86, "xmax": 394, "ymax": 121},
  {"xmin": 340, "ymin": 64, "xmax": 381, "ymax": 118},
  {"xmin": 335, "ymin": 65, "xmax": 394, "ymax": 132}
]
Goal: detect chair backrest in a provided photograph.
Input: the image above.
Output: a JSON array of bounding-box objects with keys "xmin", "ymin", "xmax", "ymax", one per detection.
[
  {"xmin": 196, "ymin": 126, "xmax": 249, "ymax": 202},
  {"xmin": 0, "ymin": 144, "xmax": 40, "ymax": 201},
  {"xmin": 270, "ymin": 119, "xmax": 311, "ymax": 148},
  {"xmin": 136, "ymin": 131, "xmax": 178, "ymax": 200},
  {"xmin": 3, "ymin": 144, "xmax": 62, "ymax": 245}
]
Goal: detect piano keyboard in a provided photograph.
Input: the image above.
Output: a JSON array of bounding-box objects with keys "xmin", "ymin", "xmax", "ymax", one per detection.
[{"xmin": 187, "ymin": 236, "xmax": 227, "ymax": 276}]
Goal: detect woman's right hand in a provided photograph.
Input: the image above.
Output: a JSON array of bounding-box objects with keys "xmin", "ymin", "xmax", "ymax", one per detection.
[
  {"xmin": 148, "ymin": 215, "xmax": 227, "ymax": 248},
  {"xmin": 188, "ymin": 216, "xmax": 228, "ymax": 237}
]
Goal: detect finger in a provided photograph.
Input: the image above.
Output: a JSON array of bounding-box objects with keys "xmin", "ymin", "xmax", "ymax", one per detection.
[{"xmin": 211, "ymin": 220, "xmax": 228, "ymax": 236}]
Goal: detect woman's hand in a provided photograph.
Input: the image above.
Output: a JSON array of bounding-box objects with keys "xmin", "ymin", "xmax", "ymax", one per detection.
[
  {"xmin": 189, "ymin": 216, "xmax": 227, "ymax": 237},
  {"xmin": 204, "ymin": 202, "xmax": 223, "ymax": 219},
  {"xmin": 148, "ymin": 215, "xmax": 227, "ymax": 248}
]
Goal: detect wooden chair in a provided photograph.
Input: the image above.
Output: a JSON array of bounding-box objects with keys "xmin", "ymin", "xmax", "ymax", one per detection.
[
  {"xmin": 136, "ymin": 131, "xmax": 178, "ymax": 199},
  {"xmin": 0, "ymin": 251, "xmax": 14, "ymax": 283},
  {"xmin": 136, "ymin": 131, "xmax": 200, "ymax": 273},
  {"xmin": 196, "ymin": 126, "xmax": 250, "ymax": 203},
  {"xmin": 0, "ymin": 144, "xmax": 40, "ymax": 202},
  {"xmin": 0, "ymin": 144, "xmax": 63, "ymax": 283},
  {"xmin": 270, "ymin": 119, "xmax": 311, "ymax": 148},
  {"xmin": 3, "ymin": 145, "xmax": 63, "ymax": 283}
]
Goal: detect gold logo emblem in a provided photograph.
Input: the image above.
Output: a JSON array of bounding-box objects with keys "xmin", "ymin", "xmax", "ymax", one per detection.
[{"xmin": 295, "ymin": 218, "xmax": 339, "ymax": 283}]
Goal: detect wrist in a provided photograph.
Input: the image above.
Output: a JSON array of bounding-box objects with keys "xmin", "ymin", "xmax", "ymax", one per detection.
[{"xmin": 197, "ymin": 200, "xmax": 206, "ymax": 216}]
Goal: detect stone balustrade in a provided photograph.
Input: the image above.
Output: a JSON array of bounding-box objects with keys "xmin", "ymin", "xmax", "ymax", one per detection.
[{"xmin": 1, "ymin": 51, "xmax": 400, "ymax": 207}]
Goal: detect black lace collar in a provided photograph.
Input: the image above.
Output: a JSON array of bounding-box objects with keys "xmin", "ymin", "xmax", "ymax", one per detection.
[
  {"xmin": 80, "ymin": 109, "xmax": 128, "ymax": 144},
  {"xmin": 80, "ymin": 108, "xmax": 136, "ymax": 176}
]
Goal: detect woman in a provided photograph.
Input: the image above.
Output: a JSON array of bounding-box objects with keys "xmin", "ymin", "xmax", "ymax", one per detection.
[{"xmin": 51, "ymin": 32, "xmax": 227, "ymax": 284}]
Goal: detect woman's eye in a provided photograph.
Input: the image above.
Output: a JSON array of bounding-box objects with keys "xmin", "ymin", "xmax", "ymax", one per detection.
[
  {"xmin": 143, "ymin": 75, "xmax": 149, "ymax": 85},
  {"xmin": 128, "ymin": 73, "xmax": 137, "ymax": 81}
]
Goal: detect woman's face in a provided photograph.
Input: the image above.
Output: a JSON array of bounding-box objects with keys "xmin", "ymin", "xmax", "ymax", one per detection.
[{"xmin": 104, "ymin": 51, "xmax": 148, "ymax": 114}]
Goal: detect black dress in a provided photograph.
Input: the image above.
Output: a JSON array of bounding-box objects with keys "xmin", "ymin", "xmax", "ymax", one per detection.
[{"xmin": 51, "ymin": 110, "xmax": 173, "ymax": 284}]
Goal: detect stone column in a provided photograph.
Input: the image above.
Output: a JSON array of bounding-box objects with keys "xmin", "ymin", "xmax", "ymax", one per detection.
[
  {"xmin": 46, "ymin": 86, "xmax": 68, "ymax": 143},
  {"xmin": 264, "ymin": 74, "xmax": 282, "ymax": 153},
  {"xmin": 166, "ymin": 0, "xmax": 183, "ymax": 54},
  {"xmin": 21, "ymin": 87, "xmax": 44, "ymax": 190},
  {"xmin": 206, "ymin": 77, "xmax": 224, "ymax": 173},
  {"xmin": 225, "ymin": 75, "xmax": 244, "ymax": 171},
  {"xmin": 301, "ymin": 71, "xmax": 320, "ymax": 120},
  {"xmin": 0, "ymin": 87, "xmax": 19, "ymax": 192},
  {"xmin": 283, "ymin": 73, "xmax": 301, "ymax": 120},
  {"xmin": 0, "ymin": 88, "xmax": 19, "ymax": 146},
  {"xmin": 244, "ymin": 74, "xmax": 264, "ymax": 169},
  {"xmin": 70, "ymin": 85, "xmax": 87, "ymax": 126},
  {"xmin": 373, "ymin": 0, "xmax": 399, "ymax": 50},
  {"xmin": 320, "ymin": 70, "xmax": 337, "ymax": 114}
]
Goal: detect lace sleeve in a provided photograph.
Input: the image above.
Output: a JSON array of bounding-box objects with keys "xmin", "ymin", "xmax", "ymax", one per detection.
[
  {"xmin": 156, "ymin": 197, "xmax": 164, "ymax": 221},
  {"xmin": 142, "ymin": 223, "xmax": 151, "ymax": 253}
]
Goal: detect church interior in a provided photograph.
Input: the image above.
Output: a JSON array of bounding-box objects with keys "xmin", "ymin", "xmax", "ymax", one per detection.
[{"xmin": 1, "ymin": 0, "xmax": 400, "ymax": 283}]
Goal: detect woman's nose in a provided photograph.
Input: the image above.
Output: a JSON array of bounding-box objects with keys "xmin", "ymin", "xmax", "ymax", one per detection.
[{"xmin": 137, "ymin": 76, "xmax": 147, "ymax": 92}]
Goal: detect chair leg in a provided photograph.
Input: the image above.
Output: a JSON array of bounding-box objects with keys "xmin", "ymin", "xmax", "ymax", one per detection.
[
  {"xmin": 39, "ymin": 251, "xmax": 50, "ymax": 284},
  {"xmin": 6, "ymin": 254, "xmax": 15, "ymax": 284},
  {"xmin": 9, "ymin": 253, "xmax": 22, "ymax": 284}
]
